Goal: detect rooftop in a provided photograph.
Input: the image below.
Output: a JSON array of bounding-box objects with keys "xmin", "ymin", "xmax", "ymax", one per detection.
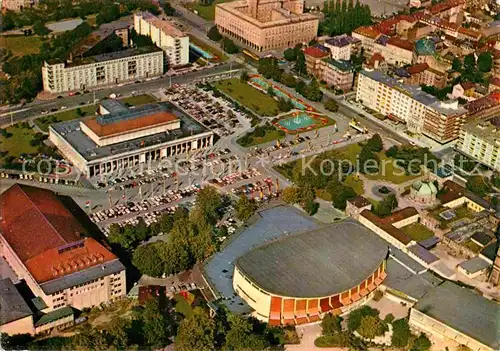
[
  {"xmin": 458, "ymin": 256, "xmax": 490, "ymax": 274},
  {"xmin": 353, "ymin": 26, "xmax": 380, "ymax": 39},
  {"xmin": 0, "ymin": 278, "xmax": 33, "ymax": 325},
  {"xmin": 63, "ymin": 46, "xmax": 162, "ymax": 68},
  {"xmin": 359, "ymin": 208, "xmax": 418, "ymax": 246},
  {"xmin": 324, "ymin": 34, "xmax": 360, "ymax": 47},
  {"xmin": 360, "ymin": 69, "xmax": 467, "ymax": 116},
  {"xmin": 236, "ymin": 219, "xmax": 388, "ymax": 297},
  {"xmin": 413, "ymin": 281, "xmax": 500, "ymax": 350},
  {"xmin": 50, "ymin": 102, "xmax": 210, "ymax": 162},
  {"xmin": 34, "ymin": 306, "xmax": 73, "ymax": 327},
  {"xmin": 407, "ymin": 63, "xmax": 430, "ymax": 75},
  {"xmin": 348, "ymin": 195, "xmax": 371, "ymax": 208},
  {"xmin": 387, "ymin": 37, "xmax": 414, "ymax": 51},
  {"xmin": 202, "ymin": 205, "xmax": 321, "ymax": 313},
  {"xmin": 136, "ymin": 12, "xmax": 186, "ymax": 38},
  {"xmin": 0, "ymin": 184, "xmax": 121, "ymax": 284},
  {"xmin": 83, "ymin": 104, "xmax": 179, "ymax": 137},
  {"xmin": 323, "ymin": 58, "xmax": 353, "ymax": 72},
  {"xmin": 471, "ymin": 231, "xmax": 493, "ymax": 247},
  {"xmin": 100, "ymin": 99, "xmax": 128, "ymax": 114},
  {"xmin": 304, "ymin": 46, "xmax": 329, "ymax": 58}
]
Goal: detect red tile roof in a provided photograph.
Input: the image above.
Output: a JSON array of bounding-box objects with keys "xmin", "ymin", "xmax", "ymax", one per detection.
[
  {"xmin": 303, "ymin": 46, "xmax": 329, "ymax": 58},
  {"xmin": 83, "ymin": 111, "xmax": 178, "ymax": 137},
  {"xmin": 461, "ymin": 81, "xmax": 475, "ymax": 91},
  {"xmin": 0, "ymin": 184, "xmax": 118, "ymax": 283},
  {"xmin": 428, "ymin": 0, "xmax": 464, "ymax": 14},
  {"xmin": 353, "ymin": 26, "xmax": 380, "ymax": 39},
  {"xmin": 359, "ymin": 208, "xmax": 416, "ymax": 245},
  {"xmin": 458, "ymin": 27, "xmax": 481, "ymax": 39},
  {"xmin": 387, "ymin": 37, "xmax": 414, "ymax": 51},
  {"xmin": 407, "ymin": 62, "xmax": 429, "ymax": 75}
]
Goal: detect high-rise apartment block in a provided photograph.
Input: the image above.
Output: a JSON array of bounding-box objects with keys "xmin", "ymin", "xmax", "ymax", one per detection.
[{"xmin": 134, "ymin": 12, "xmax": 190, "ymax": 67}]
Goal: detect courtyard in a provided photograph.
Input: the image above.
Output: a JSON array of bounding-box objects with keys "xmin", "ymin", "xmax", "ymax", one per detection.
[{"xmin": 401, "ymin": 223, "xmax": 435, "ymax": 242}]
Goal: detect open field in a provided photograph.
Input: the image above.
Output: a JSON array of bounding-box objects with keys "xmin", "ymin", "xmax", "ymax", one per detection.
[
  {"xmin": 215, "ymin": 79, "xmax": 279, "ymax": 116},
  {"xmin": 401, "ymin": 223, "xmax": 435, "ymax": 242},
  {"xmin": 0, "ymin": 35, "xmax": 42, "ymax": 56},
  {"xmin": 120, "ymin": 94, "xmax": 157, "ymax": 106},
  {"xmin": 0, "ymin": 124, "xmax": 39, "ymax": 158}
]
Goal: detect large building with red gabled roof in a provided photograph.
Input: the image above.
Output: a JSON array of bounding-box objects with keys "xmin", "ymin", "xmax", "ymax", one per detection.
[{"xmin": 0, "ymin": 184, "xmax": 126, "ymax": 314}]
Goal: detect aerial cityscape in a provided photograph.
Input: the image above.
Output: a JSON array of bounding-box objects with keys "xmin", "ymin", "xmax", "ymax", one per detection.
[{"xmin": 0, "ymin": 0, "xmax": 499, "ymax": 349}]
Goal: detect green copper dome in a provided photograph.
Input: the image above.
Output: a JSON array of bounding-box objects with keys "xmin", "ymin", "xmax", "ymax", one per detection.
[{"xmin": 413, "ymin": 180, "xmax": 438, "ymax": 196}]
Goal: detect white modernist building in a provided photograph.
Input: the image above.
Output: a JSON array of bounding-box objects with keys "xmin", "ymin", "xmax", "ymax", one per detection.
[
  {"xmin": 49, "ymin": 101, "xmax": 214, "ymax": 176},
  {"xmin": 456, "ymin": 116, "xmax": 500, "ymax": 171},
  {"xmin": 134, "ymin": 12, "xmax": 189, "ymax": 67},
  {"xmin": 42, "ymin": 47, "xmax": 164, "ymax": 94}
]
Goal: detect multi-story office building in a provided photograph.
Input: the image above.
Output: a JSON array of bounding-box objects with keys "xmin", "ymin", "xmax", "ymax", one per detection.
[
  {"xmin": 320, "ymin": 58, "xmax": 354, "ymax": 91},
  {"xmin": 49, "ymin": 101, "xmax": 214, "ymax": 176},
  {"xmin": 0, "ymin": 184, "xmax": 126, "ymax": 335},
  {"xmin": 134, "ymin": 12, "xmax": 189, "ymax": 67},
  {"xmin": 323, "ymin": 34, "xmax": 361, "ymax": 61},
  {"xmin": 456, "ymin": 116, "xmax": 500, "ymax": 171},
  {"xmin": 42, "ymin": 46, "xmax": 164, "ymax": 94},
  {"xmin": 215, "ymin": 0, "xmax": 319, "ymax": 52},
  {"xmin": 356, "ymin": 69, "xmax": 467, "ymax": 143}
]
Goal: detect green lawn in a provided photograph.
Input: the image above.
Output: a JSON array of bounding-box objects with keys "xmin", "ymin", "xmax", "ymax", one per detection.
[
  {"xmin": 237, "ymin": 126, "xmax": 285, "ymax": 147},
  {"xmin": 215, "ymin": 79, "xmax": 279, "ymax": 116},
  {"xmin": 0, "ymin": 35, "xmax": 43, "ymax": 56},
  {"xmin": 430, "ymin": 204, "xmax": 474, "ymax": 226},
  {"xmin": 0, "ymin": 124, "xmax": 39, "ymax": 158},
  {"xmin": 401, "ymin": 223, "xmax": 435, "ymax": 242},
  {"xmin": 119, "ymin": 94, "xmax": 156, "ymax": 106},
  {"xmin": 342, "ymin": 144, "xmax": 421, "ymax": 184},
  {"xmin": 35, "ymin": 105, "xmax": 98, "ymax": 133},
  {"xmin": 463, "ymin": 240, "xmax": 482, "ymax": 253},
  {"xmin": 184, "ymin": 0, "xmax": 233, "ymax": 20},
  {"xmin": 343, "ymin": 174, "xmax": 364, "ymax": 195}
]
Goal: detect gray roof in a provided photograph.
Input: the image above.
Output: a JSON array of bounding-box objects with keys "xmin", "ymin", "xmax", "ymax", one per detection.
[
  {"xmin": 40, "ymin": 259, "xmax": 125, "ymax": 295},
  {"xmin": 360, "ymin": 69, "xmax": 467, "ymax": 116},
  {"xmin": 0, "ymin": 278, "xmax": 33, "ymax": 325},
  {"xmin": 100, "ymin": 99, "xmax": 128, "ymax": 114},
  {"xmin": 202, "ymin": 205, "xmax": 320, "ymax": 313},
  {"xmin": 480, "ymin": 242, "xmax": 498, "ymax": 262},
  {"xmin": 458, "ymin": 256, "xmax": 491, "ymax": 274},
  {"xmin": 471, "ymin": 231, "xmax": 493, "ymax": 246},
  {"xmin": 389, "ymin": 245, "xmax": 427, "ymax": 274},
  {"xmin": 236, "ymin": 219, "xmax": 389, "ymax": 298},
  {"xmin": 407, "ymin": 244, "xmax": 439, "ymax": 265},
  {"xmin": 384, "ymin": 258, "xmax": 442, "ymax": 300},
  {"xmin": 414, "ymin": 281, "xmax": 500, "ymax": 350}
]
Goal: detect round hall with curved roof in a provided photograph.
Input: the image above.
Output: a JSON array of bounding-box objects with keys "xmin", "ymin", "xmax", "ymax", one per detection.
[{"xmin": 232, "ymin": 219, "xmax": 389, "ymax": 326}]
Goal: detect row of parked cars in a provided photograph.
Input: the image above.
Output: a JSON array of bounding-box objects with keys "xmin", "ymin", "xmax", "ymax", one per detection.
[{"xmin": 208, "ymin": 168, "xmax": 262, "ymax": 188}]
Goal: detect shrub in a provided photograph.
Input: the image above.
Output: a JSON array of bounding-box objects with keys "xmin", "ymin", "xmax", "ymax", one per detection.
[
  {"xmin": 357, "ymin": 315, "xmax": 387, "ymax": 339},
  {"xmin": 391, "ymin": 318, "xmax": 411, "ymax": 348},
  {"xmin": 373, "ymin": 290, "xmax": 384, "ymax": 301},
  {"xmin": 321, "ymin": 313, "xmax": 342, "ymax": 335},
  {"xmin": 384, "ymin": 313, "xmax": 395, "ymax": 324},
  {"xmin": 410, "ymin": 333, "xmax": 431, "ymax": 351},
  {"xmin": 347, "ymin": 306, "xmax": 379, "ymax": 331},
  {"xmin": 314, "ymin": 332, "xmax": 351, "ymax": 347}
]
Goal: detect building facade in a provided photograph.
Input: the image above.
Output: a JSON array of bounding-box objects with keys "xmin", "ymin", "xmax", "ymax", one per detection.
[
  {"xmin": 49, "ymin": 102, "xmax": 214, "ymax": 176},
  {"xmin": 215, "ymin": 0, "xmax": 319, "ymax": 52},
  {"xmin": 0, "ymin": 184, "xmax": 127, "ymax": 334},
  {"xmin": 456, "ymin": 116, "xmax": 500, "ymax": 171},
  {"xmin": 323, "ymin": 34, "xmax": 360, "ymax": 61},
  {"xmin": 352, "ymin": 27, "xmax": 380, "ymax": 57},
  {"xmin": 320, "ymin": 58, "xmax": 354, "ymax": 91},
  {"xmin": 42, "ymin": 47, "xmax": 164, "ymax": 94},
  {"xmin": 134, "ymin": 12, "xmax": 189, "ymax": 67},
  {"xmin": 356, "ymin": 69, "xmax": 468, "ymax": 142}
]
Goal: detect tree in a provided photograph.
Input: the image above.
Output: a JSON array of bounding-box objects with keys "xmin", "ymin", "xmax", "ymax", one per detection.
[
  {"xmin": 157, "ymin": 213, "xmax": 174, "ymax": 234},
  {"xmin": 321, "ymin": 313, "xmax": 342, "ymax": 335},
  {"xmin": 452, "ymin": 57, "xmax": 462, "ymax": 71},
  {"xmin": 132, "ymin": 243, "xmax": 164, "ymax": 277},
  {"xmin": 225, "ymin": 315, "xmax": 269, "ymax": 350},
  {"xmin": 207, "ymin": 25, "xmax": 222, "ymax": 42},
  {"xmin": 284, "ymin": 47, "xmax": 297, "ymax": 61},
  {"xmin": 466, "ymin": 175, "xmax": 492, "ymax": 197},
  {"xmin": 176, "ymin": 307, "xmax": 215, "ymax": 351},
  {"xmin": 195, "ymin": 185, "xmax": 222, "ymax": 224},
  {"xmin": 76, "ymin": 107, "xmax": 85, "ymax": 117},
  {"xmin": 364, "ymin": 133, "xmax": 383, "ymax": 152},
  {"xmin": 410, "ymin": 333, "xmax": 431, "ymax": 351},
  {"xmin": 222, "ymin": 38, "xmax": 239, "ymax": 54},
  {"xmin": 357, "ymin": 315, "xmax": 386, "ymax": 339},
  {"xmin": 142, "ymin": 299, "xmax": 172, "ymax": 348},
  {"xmin": 463, "ymin": 53, "xmax": 476, "ymax": 70},
  {"xmin": 294, "ymin": 50, "xmax": 307, "ymax": 75},
  {"xmin": 324, "ymin": 98, "xmax": 339, "ymax": 112},
  {"xmin": 477, "ymin": 52, "xmax": 493, "ymax": 73},
  {"xmin": 107, "ymin": 318, "xmax": 131, "ymax": 349},
  {"xmin": 303, "ymin": 200, "xmax": 319, "ymax": 215},
  {"xmin": 240, "ymin": 70, "xmax": 249, "ymax": 82},
  {"xmin": 277, "ymin": 97, "xmax": 293, "ymax": 112},
  {"xmin": 235, "ymin": 194, "xmax": 258, "ymax": 222},
  {"xmin": 304, "ymin": 78, "xmax": 323, "ymax": 101},
  {"xmin": 282, "ymin": 186, "xmax": 301, "ymax": 204},
  {"xmin": 280, "ymin": 72, "xmax": 296, "ymax": 87},
  {"xmin": 33, "ymin": 21, "xmax": 51, "ymax": 36},
  {"xmin": 327, "ymin": 182, "xmax": 356, "ymax": 210},
  {"xmin": 347, "ymin": 306, "xmax": 379, "ymax": 331},
  {"xmin": 267, "ymin": 85, "xmax": 275, "ymax": 97},
  {"xmin": 358, "ymin": 147, "xmax": 379, "ymax": 174},
  {"xmin": 374, "ymin": 193, "xmax": 398, "ymax": 217},
  {"xmin": 391, "ymin": 318, "xmax": 411, "ymax": 348},
  {"xmin": 163, "ymin": 2, "xmax": 176, "ymax": 16},
  {"xmin": 72, "ymin": 327, "xmax": 111, "ymax": 350}
]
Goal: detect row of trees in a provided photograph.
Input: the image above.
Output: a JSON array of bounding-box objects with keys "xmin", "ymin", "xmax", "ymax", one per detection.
[
  {"xmin": 258, "ymin": 57, "xmax": 323, "ymax": 102},
  {"xmin": 282, "ymin": 184, "xmax": 320, "ymax": 215},
  {"xmin": 206, "ymin": 26, "xmax": 239, "ymax": 54},
  {"xmin": 320, "ymin": 0, "xmax": 372, "ymax": 36}
]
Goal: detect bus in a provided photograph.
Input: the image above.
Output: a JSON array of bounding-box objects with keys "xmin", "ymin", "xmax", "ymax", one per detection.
[{"xmin": 243, "ymin": 49, "xmax": 260, "ymax": 62}]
